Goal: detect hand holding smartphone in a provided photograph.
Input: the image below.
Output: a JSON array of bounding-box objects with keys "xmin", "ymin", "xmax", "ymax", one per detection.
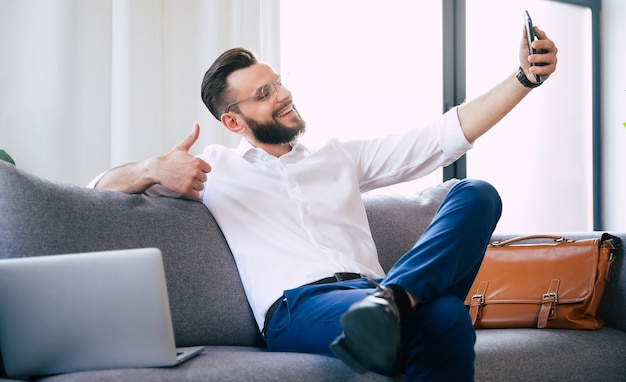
[{"xmin": 524, "ymin": 10, "xmax": 541, "ymax": 83}]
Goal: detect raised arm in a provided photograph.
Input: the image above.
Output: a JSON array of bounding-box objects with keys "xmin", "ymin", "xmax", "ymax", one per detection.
[
  {"xmin": 457, "ymin": 26, "xmax": 558, "ymax": 143},
  {"xmin": 93, "ymin": 124, "xmax": 211, "ymax": 199}
]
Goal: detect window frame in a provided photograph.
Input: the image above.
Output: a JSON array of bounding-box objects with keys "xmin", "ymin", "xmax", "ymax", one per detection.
[{"xmin": 442, "ymin": 0, "xmax": 602, "ymax": 229}]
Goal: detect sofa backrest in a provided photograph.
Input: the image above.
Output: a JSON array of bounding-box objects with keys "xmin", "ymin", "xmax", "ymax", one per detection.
[
  {"xmin": 363, "ymin": 180, "xmax": 459, "ymax": 272},
  {"xmin": 4, "ymin": 161, "xmax": 622, "ymax": 347},
  {"xmin": 0, "ymin": 162, "xmax": 460, "ymax": 349}
]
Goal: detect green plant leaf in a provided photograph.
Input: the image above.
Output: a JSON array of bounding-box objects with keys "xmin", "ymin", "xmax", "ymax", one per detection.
[{"xmin": 0, "ymin": 150, "xmax": 15, "ymax": 165}]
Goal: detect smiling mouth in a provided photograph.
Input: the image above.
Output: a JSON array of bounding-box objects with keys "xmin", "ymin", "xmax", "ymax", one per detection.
[{"xmin": 276, "ymin": 105, "xmax": 295, "ymax": 118}]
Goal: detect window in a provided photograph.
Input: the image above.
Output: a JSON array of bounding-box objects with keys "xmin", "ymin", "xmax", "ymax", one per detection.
[
  {"xmin": 280, "ymin": 0, "xmax": 596, "ymax": 232},
  {"xmin": 280, "ymin": 0, "xmax": 443, "ymax": 194},
  {"xmin": 465, "ymin": 0, "xmax": 593, "ymax": 231}
]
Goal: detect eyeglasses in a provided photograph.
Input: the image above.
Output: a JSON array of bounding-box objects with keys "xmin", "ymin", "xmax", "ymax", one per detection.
[{"xmin": 225, "ymin": 78, "xmax": 283, "ymax": 113}]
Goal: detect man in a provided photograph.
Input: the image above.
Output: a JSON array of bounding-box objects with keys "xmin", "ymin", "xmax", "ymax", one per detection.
[{"xmin": 91, "ymin": 25, "xmax": 557, "ymax": 380}]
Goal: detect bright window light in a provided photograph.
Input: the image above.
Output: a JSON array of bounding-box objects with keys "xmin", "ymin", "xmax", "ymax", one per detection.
[
  {"xmin": 465, "ymin": 0, "xmax": 593, "ymax": 231},
  {"xmin": 280, "ymin": 0, "xmax": 444, "ymax": 195}
]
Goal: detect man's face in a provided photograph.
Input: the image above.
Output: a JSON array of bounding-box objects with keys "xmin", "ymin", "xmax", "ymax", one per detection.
[{"xmin": 225, "ymin": 63, "xmax": 306, "ymax": 144}]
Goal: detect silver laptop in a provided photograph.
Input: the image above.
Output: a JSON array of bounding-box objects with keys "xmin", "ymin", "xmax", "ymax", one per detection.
[{"xmin": 0, "ymin": 248, "xmax": 204, "ymax": 379}]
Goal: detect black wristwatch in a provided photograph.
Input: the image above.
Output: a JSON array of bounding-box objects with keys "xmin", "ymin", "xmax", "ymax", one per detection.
[{"xmin": 516, "ymin": 66, "xmax": 542, "ymax": 88}]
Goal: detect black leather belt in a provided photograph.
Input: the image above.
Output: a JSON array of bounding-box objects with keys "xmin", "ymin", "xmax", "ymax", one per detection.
[{"xmin": 262, "ymin": 272, "xmax": 364, "ymax": 336}]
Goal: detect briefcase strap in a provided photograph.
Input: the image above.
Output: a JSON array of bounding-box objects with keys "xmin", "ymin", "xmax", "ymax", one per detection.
[
  {"xmin": 601, "ymin": 233, "xmax": 621, "ymax": 281},
  {"xmin": 537, "ymin": 279, "xmax": 560, "ymax": 328},
  {"xmin": 468, "ymin": 281, "xmax": 489, "ymax": 325}
]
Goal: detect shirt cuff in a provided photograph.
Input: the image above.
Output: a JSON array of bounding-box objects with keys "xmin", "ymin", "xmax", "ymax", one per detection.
[
  {"xmin": 438, "ymin": 106, "xmax": 473, "ymax": 159},
  {"xmin": 86, "ymin": 171, "xmax": 106, "ymax": 189}
]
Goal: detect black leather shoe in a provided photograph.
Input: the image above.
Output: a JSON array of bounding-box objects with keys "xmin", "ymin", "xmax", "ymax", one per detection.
[{"xmin": 330, "ymin": 284, "xmax": 401, "ymax": 373}]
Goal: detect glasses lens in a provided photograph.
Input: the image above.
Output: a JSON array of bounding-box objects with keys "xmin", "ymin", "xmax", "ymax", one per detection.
[{"xmin": 260, "ymin": 82, "xmax": 277, "ymax": 102}]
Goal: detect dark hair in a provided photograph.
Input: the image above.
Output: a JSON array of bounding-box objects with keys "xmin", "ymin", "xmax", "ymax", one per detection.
[{"xmin": 200, "ymin": 47, "xmax": 258, "ymax": 120}]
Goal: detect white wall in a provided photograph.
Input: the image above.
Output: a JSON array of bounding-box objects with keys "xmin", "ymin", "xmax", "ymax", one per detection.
[{"xmin": 601, "ymin": 0, "xmax": 626, "ymax": 230}]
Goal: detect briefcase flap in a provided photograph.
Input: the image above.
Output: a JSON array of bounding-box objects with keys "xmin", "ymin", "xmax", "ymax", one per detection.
[{"xmin": 465, "ymin": 238, "xmax": 600, "ymax": 305}]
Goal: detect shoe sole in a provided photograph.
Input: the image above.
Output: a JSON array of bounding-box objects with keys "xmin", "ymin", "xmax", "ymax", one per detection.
[{"xmin": 330, "ymin": 303, "xmax": 400, "ymax": 373}]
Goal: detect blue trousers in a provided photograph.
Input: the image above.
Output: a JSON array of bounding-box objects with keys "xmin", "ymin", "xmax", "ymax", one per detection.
[{"xmin": 264, "ymin": 179, "xmax": 502, "ymax": 381}]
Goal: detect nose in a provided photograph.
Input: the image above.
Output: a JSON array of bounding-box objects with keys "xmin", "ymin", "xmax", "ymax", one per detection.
[{"xmin": 274, "ymin": 83, "xmax": 291, "ymax": 103}]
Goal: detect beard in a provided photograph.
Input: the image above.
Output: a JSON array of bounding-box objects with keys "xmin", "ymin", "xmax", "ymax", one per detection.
[{"xmin": 242, "ymin": 107, "xmax": 306, "ymax": 144}]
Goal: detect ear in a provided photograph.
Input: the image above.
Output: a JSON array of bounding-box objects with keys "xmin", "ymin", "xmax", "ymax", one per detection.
[{"xmin": 220, "ymin": 113, "xmax": 245, "ymax": 134}]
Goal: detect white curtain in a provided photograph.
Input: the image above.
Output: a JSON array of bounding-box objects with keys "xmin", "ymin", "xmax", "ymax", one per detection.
[{"xmin": 0, "ymin": 0, "xmax": 280, "ymax": 186}]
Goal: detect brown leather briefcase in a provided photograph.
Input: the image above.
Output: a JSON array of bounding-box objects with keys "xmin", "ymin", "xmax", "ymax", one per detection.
[{"xmin": 465, "ymin": 234, "xmax": 621, "ymax": 330}]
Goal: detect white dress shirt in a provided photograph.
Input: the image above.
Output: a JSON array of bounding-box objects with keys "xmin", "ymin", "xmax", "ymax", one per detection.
[{"xmin": 196, "ymin": 107, "xmax": 471, "ymax": 330}]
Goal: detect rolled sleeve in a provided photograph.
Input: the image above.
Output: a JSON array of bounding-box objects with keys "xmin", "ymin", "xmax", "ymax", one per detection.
[
  {"xmin": 438, "ymin": 107, "xmax": 473, "ymax": 158},
  {"xmin": 86, "ymin": 171, "xmax": 106, "ymax": 189}
]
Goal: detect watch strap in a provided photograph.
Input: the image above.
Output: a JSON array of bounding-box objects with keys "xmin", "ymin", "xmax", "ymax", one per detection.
[{"xmin": 516, "ymin": 66, "xmax": 542, "ymax": 88}]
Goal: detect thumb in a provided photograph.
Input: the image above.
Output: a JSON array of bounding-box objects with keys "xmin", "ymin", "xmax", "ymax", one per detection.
[
  {"xmin": 533, "ymin": 26, "xmax": 547, "ymax": 41},
  {"xmin": 175, "ymin": 124, "xmax": 200, "ymax": 152}
]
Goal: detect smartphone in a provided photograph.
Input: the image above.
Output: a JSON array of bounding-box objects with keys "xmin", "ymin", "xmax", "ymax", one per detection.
[{"xmin": 524, "ymin": 10, "xmax": 541, "ymax": 82}]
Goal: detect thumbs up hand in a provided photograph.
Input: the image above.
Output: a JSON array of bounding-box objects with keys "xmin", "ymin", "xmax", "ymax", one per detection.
[
  {"xmin": 152, "ymin": 124, "xmax": 211, "ymax": 199},
  {"xmin": 93, "ymin": 124, "xmax": 211, "ymax": 199}
]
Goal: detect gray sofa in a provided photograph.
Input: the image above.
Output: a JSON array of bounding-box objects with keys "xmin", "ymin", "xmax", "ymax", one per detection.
[{"xmin": 1, "ymin": 160, "xmax": 625, "ymax": 381}]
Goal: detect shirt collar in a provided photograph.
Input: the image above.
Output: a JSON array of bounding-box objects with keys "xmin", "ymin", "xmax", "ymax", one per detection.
[
  {"xmin": 234, "ymin": 138, "xmax": 309, "ymax": 160},
  {"xmin": 234, "ymin": 138, "xmax": 257, "ymax": 157}
]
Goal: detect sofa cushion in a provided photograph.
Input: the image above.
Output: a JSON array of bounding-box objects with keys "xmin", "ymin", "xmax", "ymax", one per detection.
[
  {"xmin": 36, "ymin": 347, "xmax": 399, "ymax": 382},
  {"xmin": 475, "ymin": 328, "xmax": 626, "ymax": 381},
  {"xmin": 0, "ymin": 162, "xmax": 262, "ymax": 347}
]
